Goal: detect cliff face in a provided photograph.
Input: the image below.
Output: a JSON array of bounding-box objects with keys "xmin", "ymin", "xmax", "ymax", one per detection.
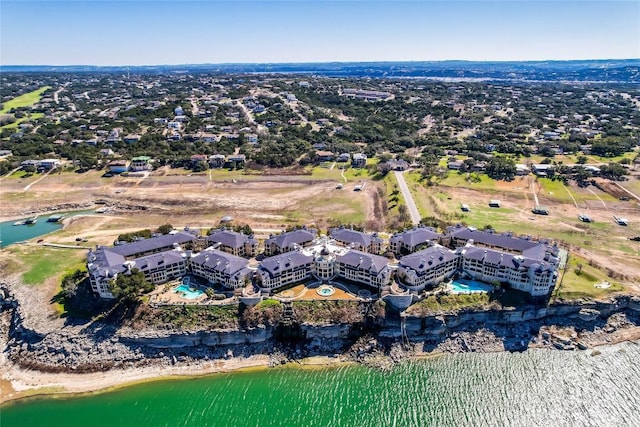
[{"xmin": 2, "ymin": 282, "xmax": 639, "ymax": 374}]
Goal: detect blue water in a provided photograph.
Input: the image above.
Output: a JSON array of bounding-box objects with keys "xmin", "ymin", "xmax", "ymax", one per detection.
[
  {"xmin": 450, "ymin": 278, "xmax": 493, "ymax": 293},
  {"xmin": 175, "ymin": 284, "xmax": 204, "ymax": 299},
  {"xmin": 3, "ymin": 342, "xmax": 640, "ymax": 427},
  {"xmin": 0, "ymin": 210, "xmax": 94, "ymax": 248}
]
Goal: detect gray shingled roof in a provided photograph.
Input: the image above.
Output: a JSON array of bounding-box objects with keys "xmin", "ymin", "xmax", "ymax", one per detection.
[
  {"xmin": 390, "ymin": 227, "xmax": 441, "ymax": 247},
  {"xmin": 207, "ymin": 229, "xmax": 256, "ymax": 249},
  {"xmin": 266, "ymin": 229, "xmax": 317, "ymax": 249},
  {"xmin": 109, "ymin": 231, "xmax": 197, "ymax": 257},
  {"xmin": 399, "ymin": 246, "xmax": 458, "ymax": 273},
  {"xmin": 190, "ymin": 248, "xmax": 249, "ymax": 275},
  {"xmin": 133, "ymin": 250, "xmax": 186, "ymax": 272},
  {"xmin": 448, "ymin": 227, "xmax": 541, "ymax": 253},
  {"xmin": 329, "ymin": 228, "xmax": 382, "ymax": 247},
  {"xmin": 258, "ymin": 252, "xmax": 313, "ymax": 277},
  {"xmin": 336, "ymin": 250, "xmax": 389, "ymax": 273},
  {"xmin": 463, "ymin": 247, "xmax": 554, "ymax": 270}
]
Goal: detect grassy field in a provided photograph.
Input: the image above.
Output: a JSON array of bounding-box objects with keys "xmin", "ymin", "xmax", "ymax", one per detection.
[
  {"xmin": 0, "ymin": 86, "xmax": 51, "ymax": 114},
  {"xmin": 552, "ymin": 254, "xmax": 624, "ymax": 301},
  {"xmin": 439, "ymin": 171, "xmax": 501, "ymax": 192},
  {"xmin": 6, "ymin": 246, "xmax": 88, "ymax": 286},
  {"xmin": 1, "ymin": 112, "xmax": 45, "ymax": 130}
]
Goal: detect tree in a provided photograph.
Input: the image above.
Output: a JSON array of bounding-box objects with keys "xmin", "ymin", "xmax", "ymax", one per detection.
[
  {"xmin": 61, "ymin": 269, "xmax": 87, "ymax": 299},
  {"xmin": 109, "ymin": 268, "xmax": 153, "ymax": 302},
  {"xmin": 157, "ymin": 223, "xmax": 173, "ymax": 235},
  {"xmin": 485, "ymin": 156, "xmax": 516, "ymax": 181}
]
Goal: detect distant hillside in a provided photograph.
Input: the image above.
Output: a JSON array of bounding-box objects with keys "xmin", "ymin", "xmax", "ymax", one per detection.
[{"xmin": 1, "ymin": 59, "xmax": 639, "ymax": 83}]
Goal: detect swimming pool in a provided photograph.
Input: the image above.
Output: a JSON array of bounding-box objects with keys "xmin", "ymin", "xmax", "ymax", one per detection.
[
  {"xmin": 449, "ymin": 278, "xmax": 493, "ymax": 293},
  {"xmin": 175, "ymin": 284, "xmax": 204, "ymax": 299},
  {"xmin": 316, "ymin": 285, "xmax": 335, "ymax": 297}
]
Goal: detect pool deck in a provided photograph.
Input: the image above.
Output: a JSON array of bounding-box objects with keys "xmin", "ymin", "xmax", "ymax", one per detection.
[{"xmin": 448, "ymin": 279, "xmax": 494, "ymax": 294}]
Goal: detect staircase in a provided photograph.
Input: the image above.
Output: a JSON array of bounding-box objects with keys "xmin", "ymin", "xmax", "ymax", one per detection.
[{"xmin": 281, "ymin": 301, "xmax": 297, "ymax": 325}]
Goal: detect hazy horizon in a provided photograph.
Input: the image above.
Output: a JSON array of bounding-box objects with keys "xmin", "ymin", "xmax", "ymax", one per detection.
[
  {"xmin": 2, "ymin": 58, "xmax": 639, "ymax": 68},
  {"xmin": 2, "ymin": 1, "xmax": 639, "ymax": 66}
]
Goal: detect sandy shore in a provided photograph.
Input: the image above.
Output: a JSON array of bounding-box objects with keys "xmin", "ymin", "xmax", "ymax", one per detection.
[
  {"xmin": 0, "ymin": 353, "xmax": 352, "ymax": 405},
  {"xmin": 1, "ymin": 355, "xmax": 272, "ymax": 403}
]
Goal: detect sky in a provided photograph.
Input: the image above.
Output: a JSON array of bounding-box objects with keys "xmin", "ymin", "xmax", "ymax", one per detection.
[{"xmin": 1, "ymin": 0, "xmax": 639, "ymax": 65}]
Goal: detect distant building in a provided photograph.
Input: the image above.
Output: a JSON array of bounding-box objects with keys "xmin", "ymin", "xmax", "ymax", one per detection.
[
  {"xmin": 209, "ymin": 154, "xmax": 226, "ymax": 169},
  {"xmin": 107, "ymin": 160, "xmax": 129, "ymax": 174},
  {"xmin": 130, "ymin": 156, "xmax": 152, "ymax": 172},
  {"xmin": 351, "ymin": 153, "xmax": 367, "ymax": 168},
  {"xmin": 342, "ymin": 88, "xmax": 392, "ymax": 101},
  {"xmin": 315, "ymin": 150, "xmax": 335, "ymax": 161},
  {"xmin": 124, "ymin": 134, "xmax": 141, "ymax": 144}
]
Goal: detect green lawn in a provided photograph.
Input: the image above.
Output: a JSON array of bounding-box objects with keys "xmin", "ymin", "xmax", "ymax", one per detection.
[
  {"xmin": 439, "ymin": 172, "xmax": 500, "ymax": 192},
  {"xmin": 7, "ymin": 246, "xmax": 87, "ymax": 286},
  {"xmin": 0, "ymin": 86, "xmax": 51, "ymax": 114},
  {"xmin": 552, "ymin": 254, "xmax": 624, "ymax": 301},
  {"xmin": 1, "ymin": 112, "xmax": 44, "ymax": 130},
  {"xmin": 536, "ymin": 178, "xmax": 574, "ymax": 203}
]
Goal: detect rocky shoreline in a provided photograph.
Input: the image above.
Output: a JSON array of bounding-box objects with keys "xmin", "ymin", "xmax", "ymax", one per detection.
[{"xmin": 1, "ymin": 281, "xmax": 640, "ymax": 403}]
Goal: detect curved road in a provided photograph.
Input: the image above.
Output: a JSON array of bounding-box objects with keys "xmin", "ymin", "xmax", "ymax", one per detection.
[{"xmin": 394, "ymin": 171, "xmax": 421, "ymax": 225}]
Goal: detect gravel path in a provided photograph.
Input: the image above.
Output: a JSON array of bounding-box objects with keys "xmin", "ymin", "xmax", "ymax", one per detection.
[{"xmin": 394, "ymin": 171, "xmax": 420, "ymax": 225}]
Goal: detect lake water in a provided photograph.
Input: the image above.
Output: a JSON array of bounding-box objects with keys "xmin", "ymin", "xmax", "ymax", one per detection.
[
  {"xmin": 0, "ymin": 210, "xmax": 94, "ymax": 248},
  {"xmin": 3, "ymin": 341, "xmax": 639, "ymax": 427}
]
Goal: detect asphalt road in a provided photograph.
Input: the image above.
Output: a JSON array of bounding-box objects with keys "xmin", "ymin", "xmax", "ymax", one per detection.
[{"xmin": 394, "ymin": 171, "xmax": 421, "ymax": 225}]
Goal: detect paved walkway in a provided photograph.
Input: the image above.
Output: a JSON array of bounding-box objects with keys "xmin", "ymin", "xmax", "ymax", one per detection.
[{"xmin": 394, "ymin": 171, "xmax": 421, "ymax": 225}]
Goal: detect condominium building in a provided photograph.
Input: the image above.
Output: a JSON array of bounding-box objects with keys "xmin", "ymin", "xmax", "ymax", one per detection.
[
  {"xmin": 263, "ymin": 228, "xmax": 317, "ymax": 256},
  {"xmin": 207, "ymin": 229, "xmax": 258, "ymax": 258},
  {"xmin": 190, "ymin": 248, "xmax": 252, "ymax": 289},
  {"xmin": 328, "ymin": 227, "xmax": 383, "ymax": 254},
  {"xmin": 389, "ymin": 226, "xmax": 441, "ymax": 256}
]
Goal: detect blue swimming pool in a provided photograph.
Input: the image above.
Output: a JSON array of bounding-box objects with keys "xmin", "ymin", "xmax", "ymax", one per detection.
[
  {"xmin": 449, "ymin": 278, "xmax": 493, "ymax": 293},
  {"xmin": 175, "ymin": 284, "xmax": 204, "ymax": 299}
]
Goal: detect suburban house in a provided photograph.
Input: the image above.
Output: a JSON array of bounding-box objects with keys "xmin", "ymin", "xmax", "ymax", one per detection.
[
  {"xmin": 130, "ymin": 156, "xmax": 153, "ymax": 172},
  {"xmin": 107, "ymin": 160, "xmax": 129, "ymax": 174},
  {"xmin": 351, "ymin": 153, "xmax": 367, "ymax": 168},
  {"xmin": 190, "ymin": 154, "xmax": 209, "ymax": 167},
  {"xmin": 264, "ymin": 228, "xmax": 317, "ymax": 256},
  {"xmin": 315, "ymin": 150, "xmax": 335, "ymax": 161},
  {"xmin": 124, "ymin": 134, "xmax": 141, "ymax": 144},
  {"xmin": 37, "ymin": 159, "xmax": 61, "ymax": 171},
  {"xmin": 336, "ymin": 153, "xmax": 351, "ymax": 163},
  {"xmin": 328, "ymin": 227, "xmax": 383, "ymax": 254},
  {"xmin": 531, "ymin": 164, "xmax": 554, "ymax": 177},
  {"xmin": 226, "ymin": 154, "xmax": 246, "ymax": 167},
  {"xmin": 207, "ymin": 229, "xmax": 258, "ymax": 258},
  {"xmin": 209, "ymin": 154, "xmax": 226, "ymax": 168},
  {"xmin": 379, "ymin": 159, "xmax": 409, "ymax": 173},
  {"xmin": 389, "ymin": 226, "xmax": 441, "ymax": 256},
  {"xmin": 447, "ymin": 160, "xmax": 464, "ymax": 170}
]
